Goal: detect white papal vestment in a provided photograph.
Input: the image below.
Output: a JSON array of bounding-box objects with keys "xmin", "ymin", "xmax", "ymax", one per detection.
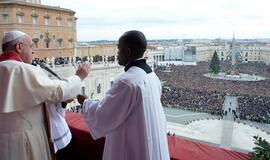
[
  {"xmin": 0, "ymin": 60, "xmax": 82, "ymax": 160},
  {"xmin": 83, "ymin": 66, "xmax": 170, "ymax": 160}
]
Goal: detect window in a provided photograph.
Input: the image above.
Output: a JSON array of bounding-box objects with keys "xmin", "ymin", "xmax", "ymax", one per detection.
[
  {"xmin": 68, "ymin": 20, "xmax": 73, "ymax": 27},
  {"xmin": 34, "ymin": 41, "xmax": 38, "ymax": 48},
  {"xmin": 68, "ymin": 41, "xmax": 73, "ymax": 48},
  {"xmin": 97, "ymin": 83, "xmax": 101, "ymax": 94},
  {"xmin": 57, "ymin": 41, "xmax": 62, "ymax": 48},
  {"xmin": 110, "ymin": 81, "xmax": 114, "ymax": 87},
  {"xmin": 32, "ymin": 38, "xmax": 39, "ymax": 48},
  {"xmin": 18, "ymin": 15, "xmax": 24, "ymax": 23},
  {"xmin": 57, "ymin": 39, "xmax": 62, "ymax": 48},
  {"xmin": 31, "ymin": 9, "xmax": 38, "ymax": 24},
  {"xmin": 96, "ymin": 79, "xmax": 101, "ymax": 94},
  {"xmin": 44, "ymin": 17, "xmax": 49, "ymax": 25},
  {"xmin": 57, "ymin": 19, "xmax": 61, "ymax": 26},
  {"xmin": 44, "ymin": 11, "xmax": 50, "ymax": 25},
  {"xmin": 56, "ymin": 13, "xmax": 62, "ymax": 26},
  {"xmin": 81, "ymin": 87, "xmax": 85, "ymax": 95},
  {"xmin": 17, "ymin": 8, "xmax": 24, "ymax": 23},
  {"xmin": 31, "ymin": 0, "xmax": 40, "ymax": 3},
  {"xmin": 32, "ymin": 16, "xmax": 38, "ymax": 25},
  {"xmin": 68, "ymin": 38, "xmax": 73, "ymax": 48},
  {"xmin": 2, "ymin": 14, "xmax": 8, "ymax": 24},
  {"xmin": 45, "ymin": 41, "xmax": 50, "ymax": 48}
]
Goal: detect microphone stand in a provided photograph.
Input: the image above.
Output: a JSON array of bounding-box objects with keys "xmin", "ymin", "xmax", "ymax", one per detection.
[
  {"xmin": 35, "ymin": 62, "xmax": 68, "ymax": 108},
  {"xmin": 39, "ymin": 62, "xmax": 62, "ymax": 80}
]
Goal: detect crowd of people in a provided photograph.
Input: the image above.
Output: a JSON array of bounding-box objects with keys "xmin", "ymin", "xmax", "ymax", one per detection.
[
  {"xmin": 156, "ymin": 62, "xmax": 270, "ymax": 97},
  {"xmin": 238, "ymin": 95, "xmax": 270, "ymax": 123},
  {"xmin": 156, "ymin": 61, "xmax": 270, "ymax": 123},
  {"xmin": 161, "ymin": 87, "xmax": 224, "ymax": 115},
  {"xmin": 32, "ymin": 55, "xmax": 116, "ymax": 66},
  {"xmin": 32, "ymin": 56, "xmax": 78, "ymax": 66}
]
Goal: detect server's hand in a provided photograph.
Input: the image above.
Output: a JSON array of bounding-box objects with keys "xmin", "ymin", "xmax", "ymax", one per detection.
[
  {"xmin": 61, "ymin": 98, "xmax": 74, "ymax": 108},
  {"xmin": 77, "ymin": 94, "xmax": 88, "ymax": 105}
]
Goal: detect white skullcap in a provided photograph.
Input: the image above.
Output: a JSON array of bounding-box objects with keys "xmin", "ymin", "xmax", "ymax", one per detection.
[{"xmin": 2, "ymin": 31, "xmax": 26, "ymax": 45}]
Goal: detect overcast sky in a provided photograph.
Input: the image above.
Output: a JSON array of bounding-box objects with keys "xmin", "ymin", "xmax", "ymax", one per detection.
[{"xmin": 42, "ymin": 0, "xmax": 270, "ymax": 41}]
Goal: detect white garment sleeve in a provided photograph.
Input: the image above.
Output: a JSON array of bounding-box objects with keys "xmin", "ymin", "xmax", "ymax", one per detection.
[
  {"xmin": 0, "ymin": 62, "xmax": 82, "ymax": 113},
  {"xmin": 28, "ymin": 66, "xmax": 82, "ymax": 103},
  {"xmin": 46, "ymin": 76, "xmax": 82, "ymax": 102},
  {"xmin": 83, "ymin": 80, "xmax": 137, "ymax": 139}
]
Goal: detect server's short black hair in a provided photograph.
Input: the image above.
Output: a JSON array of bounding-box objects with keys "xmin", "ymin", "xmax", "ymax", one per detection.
[{"xmin": 119, "ymin": 30, "xmax": 147, "ymax": 57}]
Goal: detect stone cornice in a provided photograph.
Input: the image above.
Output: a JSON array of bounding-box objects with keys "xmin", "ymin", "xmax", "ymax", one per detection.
[{"xmin": 0, "ymin": 1, "xmax": 75, "ymax": 14}]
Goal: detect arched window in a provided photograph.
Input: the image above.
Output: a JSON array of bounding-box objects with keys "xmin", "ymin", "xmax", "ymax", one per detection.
[
  {"xmin": 17, "ymin": 8, "xmax": 24, "ymax": 23},
  {"xmin": 68, "ymin": 38, "xmax": 74, "ymax": 48},
  {"xmin": 32, "ymin": 37, "xmax": 39, "ymax": 48},
  {"xmin": 44, "ymin": 11, "xmax": 50, "ymax": 25},
  {"xmin": 57, "ymin": 38, "xmax": 63, "ymax": 48}
]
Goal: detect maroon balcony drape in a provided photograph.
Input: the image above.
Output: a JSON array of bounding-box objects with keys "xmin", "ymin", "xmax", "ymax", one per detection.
[{"xmin": 66, "ymin": 112, "xmax": 251, "ymax": 160}]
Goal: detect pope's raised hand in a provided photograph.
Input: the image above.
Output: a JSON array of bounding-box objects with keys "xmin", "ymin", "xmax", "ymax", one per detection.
[{"xmin": 75, "ymin": 63, "xmax": 91, "ymax": 80}]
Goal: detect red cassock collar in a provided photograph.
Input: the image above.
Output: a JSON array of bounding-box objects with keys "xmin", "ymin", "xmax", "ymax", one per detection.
[{"xmin": 0, "ymin": 52, "xmax": 23, "ymax": 62}]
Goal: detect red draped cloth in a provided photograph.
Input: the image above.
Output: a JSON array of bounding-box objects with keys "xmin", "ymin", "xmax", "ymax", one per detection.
[
  {"xmin": 66, "ymin": 112, "xmax": 105, "ymax": 160},
  {"xmin": 168, "ymin": 136, "xmax": 250, "ymax": 160},
  {"xmin": 66, "ymin": 112, "xmax": 251, "ymax": 160}
]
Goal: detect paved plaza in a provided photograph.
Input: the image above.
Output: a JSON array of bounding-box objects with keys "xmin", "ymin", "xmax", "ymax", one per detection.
[
  {"xmin": 164, "ymin": 96, "xmax": 270, "ymax": 152},
  {"xmin": 204, "ymin": 72, "xmax": 267, "ymax": 81}
]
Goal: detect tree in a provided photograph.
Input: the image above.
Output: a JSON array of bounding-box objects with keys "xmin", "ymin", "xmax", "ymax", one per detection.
[
  {"xmin": 209, "ymin": 51, "xmax": 220, "ymax": 74},
  {"xmin": 251, "ymin": 136, "xmax": 270, "ymax": 160}
]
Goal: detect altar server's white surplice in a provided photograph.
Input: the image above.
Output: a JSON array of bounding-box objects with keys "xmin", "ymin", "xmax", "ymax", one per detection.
[{"xmin": 83, "ymin": 66, "xmax": 170, "ymax": 160}]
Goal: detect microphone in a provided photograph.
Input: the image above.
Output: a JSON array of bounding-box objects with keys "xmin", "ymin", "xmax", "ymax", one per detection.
[{"xmin": 39, "ymin": 62, "xmax": 62, "ymax": 80}]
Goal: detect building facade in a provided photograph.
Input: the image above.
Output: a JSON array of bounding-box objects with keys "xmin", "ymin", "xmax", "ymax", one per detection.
[
  {"xmin": 151, "ymin": 43, "xmax": 270, "ymax": 65},
  {"xmin": 0, "ymin": 0, "xmax": 77, "ymax": 58},
  {"xmin": 76, "ymin": 44, "xmax": 118, "ymax": 57}
]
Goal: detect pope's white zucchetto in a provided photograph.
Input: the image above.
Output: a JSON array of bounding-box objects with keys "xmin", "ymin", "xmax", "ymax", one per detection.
[{"xmin": 2, "ymin": 31, "xmax": 26, "ymax": 45}]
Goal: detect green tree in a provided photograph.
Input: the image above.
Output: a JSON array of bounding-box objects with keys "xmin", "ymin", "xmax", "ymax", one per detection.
[
  {"xmin": 251, "ymin": 136, "xmax": 270, "ymax": 160},
  {"xmin": 209, "ymin": 51, "xmax": 220, "ymax": 74}
]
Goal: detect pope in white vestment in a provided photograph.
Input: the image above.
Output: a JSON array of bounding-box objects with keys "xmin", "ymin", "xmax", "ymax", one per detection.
[
  {"xmin": 0, "ymin": 60, "xmax": 83, "ymax": 160},
  {"xmin": 0, "ymin": 30, "xmax": 90, "ymax": 160}
]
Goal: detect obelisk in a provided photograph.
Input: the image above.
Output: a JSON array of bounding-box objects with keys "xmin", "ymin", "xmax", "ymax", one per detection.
[{"xmin": 231, "ymin": 33, "xmax": 236, "ymax": 69}]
